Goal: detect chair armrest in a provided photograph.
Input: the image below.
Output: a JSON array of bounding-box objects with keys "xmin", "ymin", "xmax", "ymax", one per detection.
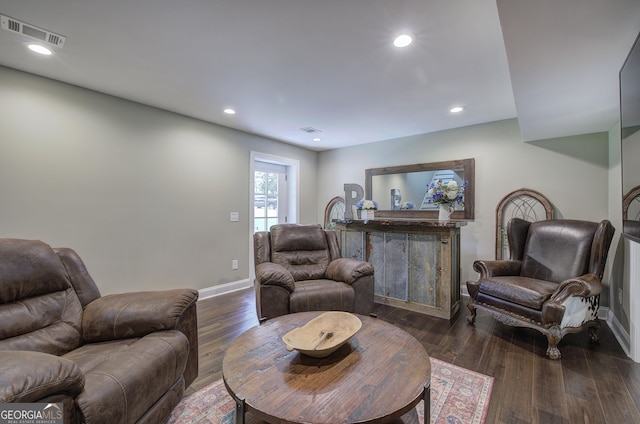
[
  {"xmin": 473, "ymin": 260, "xmax": 522, "ymax": 278},
  {"xmin": 326, "ymin": 258, "xmax": 374, "ymax": 284},
  {"xmin": 82, "ymin": 289, "xmax": 198, "ymax": 342},
  {"xmin": 548, "ymin": 274, "xmax": 602, "ymax": 304},
  {"xmin": 256, "ymin": 262, "xmax": 295, "ymax": 292},
  {"xmin": 0, "ymin": 351, "xmax": 84, "ymax": 402}
]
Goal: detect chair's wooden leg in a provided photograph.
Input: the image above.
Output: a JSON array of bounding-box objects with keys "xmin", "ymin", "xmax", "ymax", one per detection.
[
  {"xmin": 466, "ymin": 301, "xmax": 477, "ymax": 324},
  {"xmin": 588, "ymin": 319, "xmax": 600, "ymax": 343},
  {"xmin": 545, "ymin": 326, "xmax": 562, "ymax": 360}
]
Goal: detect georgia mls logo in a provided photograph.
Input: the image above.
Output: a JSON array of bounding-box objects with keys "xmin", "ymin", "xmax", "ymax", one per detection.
[
  {"xmin": 0, "ymin": 403, "xmax": 63, "ymax": 424},
  {"xmin": 42, "ymin": 404, "xmax": 62, "ymax": 416}
]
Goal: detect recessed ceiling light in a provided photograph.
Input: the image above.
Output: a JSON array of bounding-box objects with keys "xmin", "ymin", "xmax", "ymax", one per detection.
[
  {"xmin": 223, "ymin": 108, "xmax": 236, "ymax": 115},
  {"xmin": 312, "ymin": 137, "xmax": 322, "ymax": 142},
  {"xmin": 450, "ymin": 106, "xmax": 466, "ymax": 113},
  {"xmin": 27, "ymin": 44, "xmax": 52, "ymax": 55},
  {"xmin": 393, "ymin": 34, "xmax": 413, "ymax": 48}
]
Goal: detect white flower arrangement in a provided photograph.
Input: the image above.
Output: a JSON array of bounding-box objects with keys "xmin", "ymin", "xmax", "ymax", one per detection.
[
  {"xmin": 427, "ymin": 179, "xmax": 467, "ymax": 206},
  {"xmin": 400, "ymin": 201, "xmax": 415, "ymax": 210},
  {"xmin": 356, "ymin": 199, "xmax": 378, "ymax": 210}
]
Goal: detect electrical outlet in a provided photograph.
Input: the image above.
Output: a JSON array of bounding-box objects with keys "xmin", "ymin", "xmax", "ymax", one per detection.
[
  {"xmin": 619, "ymin": 288, "xmax": 623, "ymax": 304},
  {"xmin": 230, "ymin": 212, "xmax": 239, "ymax": 222},
  {"xmin": 232, "ymin": 259, "xmax": 238, "ymax": 270}
]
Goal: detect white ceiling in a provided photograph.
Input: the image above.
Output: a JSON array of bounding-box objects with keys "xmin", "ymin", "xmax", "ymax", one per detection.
[{"xmin": 0, "ymin": 0, "xmax": 638, "ymax": 151}]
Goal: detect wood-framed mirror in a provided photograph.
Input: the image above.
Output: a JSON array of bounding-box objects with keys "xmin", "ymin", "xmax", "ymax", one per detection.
[
  {"xmin": 365, "ymin": 158, "xmax": 475, "ymax": 219},
  {"xmin": 620, "ymin": 30, "xmax": 640, "ymax": 239}
]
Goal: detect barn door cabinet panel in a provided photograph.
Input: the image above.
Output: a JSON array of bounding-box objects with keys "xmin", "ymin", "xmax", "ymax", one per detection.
[{"xmin": 335, "ymin": 219, "xmax": 466, "ymax": 319}]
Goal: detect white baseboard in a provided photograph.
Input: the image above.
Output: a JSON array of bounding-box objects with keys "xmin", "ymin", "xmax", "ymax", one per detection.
[
  {"xmin": 460, "ymin": 285, "xmax": 469, "ymax": 298},
  {"xmin": 603, "ymin": 307, "xmax": 632, "ymax": 358},
  {"xmin": 198, "ymin": 278, "xmax": 252, "ymax": 300},
  {"xmin": 598, "ymin": 306, "xmax": 610, "ymax": 320}
]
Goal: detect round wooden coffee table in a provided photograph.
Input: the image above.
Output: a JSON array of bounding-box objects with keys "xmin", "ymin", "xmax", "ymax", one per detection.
[{"xmin": 222, "ymin": 311, "xmax": 431, "ymax": 424}]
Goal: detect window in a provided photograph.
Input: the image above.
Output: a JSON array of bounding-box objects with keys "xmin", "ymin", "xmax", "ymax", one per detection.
[
  {"xmin": 249, "ymin": 152, "xmax": 299, "ymax": 280},
  {"xmin": 251, "ymin": 153, "xmax": 299, "ymax": 233},
  {"xmin": 253, "ymin": 165, "xmax": 286, "ymax": 232}
]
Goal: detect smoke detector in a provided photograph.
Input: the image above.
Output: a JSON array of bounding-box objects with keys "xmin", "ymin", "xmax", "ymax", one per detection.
[{"xmin": 1, "ymin": 15, "xmax": 66, "ymax": 48}]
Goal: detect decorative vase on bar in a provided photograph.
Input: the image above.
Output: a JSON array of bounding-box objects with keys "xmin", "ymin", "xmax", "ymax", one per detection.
[
  {"xmin": 360, "ymin": 209, "xmax": 375, "ymax": 223},
  {"xmin": 438, "ymin": 204, "xmax": 453, "ymax": 221}
]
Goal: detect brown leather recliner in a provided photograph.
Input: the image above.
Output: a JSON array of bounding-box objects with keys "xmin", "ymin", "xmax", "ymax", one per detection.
[
  {"xmin": 466, "ymin": 218, "xmax": 615, "ymax": 359},
  {"xmin": 253, "ymin": 224, "xmax": 374, "ymax": 320},
  {"xmin": 0, "ymin": 238, "xmax": 198, "ymax": 424}
]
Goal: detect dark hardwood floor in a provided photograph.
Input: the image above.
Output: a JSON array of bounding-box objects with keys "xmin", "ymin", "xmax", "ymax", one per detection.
[{"xmin": 188, "ymin": 288, "xmax": 640, "ymax": 424}]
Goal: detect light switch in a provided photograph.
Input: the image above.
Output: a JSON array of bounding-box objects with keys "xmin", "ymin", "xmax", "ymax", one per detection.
[{"xmin": 230, "ymin": 212, "xmax": 239, "ymax": 222}]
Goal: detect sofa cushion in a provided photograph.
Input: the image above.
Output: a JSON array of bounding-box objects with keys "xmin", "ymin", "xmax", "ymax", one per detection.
[
  {"xmin": 270, "ymin": 224, "xmax": 331, "ymax": 281},
  {"xmin": 326, "ymin": 258, "xmax": 375, "ymax": 284},
  {"xmin": 0, "ymin": 239, "xmax": 83, "ymax": 354},
  {"xmin": 0, "ymin": 239, "xmax": 72, "ymax": 301},
  {"xmin": 521, "ymin": 220, "xmax": 595, "ymax": 283},
  {"xmin": 0, "ymin": 350, "xmax": 85, "ymax": 403},
  {"xmin": 256, "ymin": 262, "xmax": 295, "ymax": 292},
  {"xmin": 81, "ymin": 289, "xmax": 199, "ymax": 343},
  {"xmin": 54, "ymin": 247, "xmax": 102, "ymax": 308},
  {"xmin": 478, "ymin": 276, "xmax": 559, "ymax": 310},
  {"xmin": 290, "ymin": 280, "xmax": 354, "ymax": 313},
  {"xmin": 63, "ymin": 330, "xmax": 189, "ymax": 424}
]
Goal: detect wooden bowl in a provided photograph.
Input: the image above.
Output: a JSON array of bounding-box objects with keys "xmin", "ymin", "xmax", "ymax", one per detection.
[{"xmin": 282, "ymin": 312, "xmax": 362, "ymax": 358}]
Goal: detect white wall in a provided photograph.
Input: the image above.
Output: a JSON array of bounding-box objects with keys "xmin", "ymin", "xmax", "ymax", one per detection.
[
  {"xmin": 0, "ymin": 66, "xmax": 319, "ymax": 295},
  {"xmin": 1, "ymin": 65, "xmax": 620, "ymax": 313},
  {"xmin": 318, "ymin": 118, "xmax": 612, "ymax": 300},
  {"xmin": 608, "ymin": 122, "xmax": 629, "ymax": 328}
]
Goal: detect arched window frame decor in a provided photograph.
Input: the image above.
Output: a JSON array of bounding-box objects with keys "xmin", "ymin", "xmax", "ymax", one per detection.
[
  {"xmin": 495, "ymin": 188, "xmax": 554, "ymax": 259},
  {"xmin": 324, "ymin": 196, "xmax": 345, "ymax": 230},
  {"xmin": 623, "ymin": 185, "xmax": 640, "ymax": 239},
  {"xmin": 623, "ymin": 185, "xmax": 640, "ymax": 220}
]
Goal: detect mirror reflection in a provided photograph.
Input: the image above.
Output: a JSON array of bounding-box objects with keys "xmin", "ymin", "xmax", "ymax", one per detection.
[
  {"xmin": 371, "ymin": 169, "xmax": 465, "ymax": 211},
  {"xmin": 365, "ymin": 158, "xmax": 475, "ymax": 219},
  {"xmin": 621, "ymin": 31, "xmax": 640, "ymax": 238}
]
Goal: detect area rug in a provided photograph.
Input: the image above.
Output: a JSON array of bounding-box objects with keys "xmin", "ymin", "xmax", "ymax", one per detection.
[{"xmin": 168, "ymin": 358, "xmax": 493, "ymax": 424}]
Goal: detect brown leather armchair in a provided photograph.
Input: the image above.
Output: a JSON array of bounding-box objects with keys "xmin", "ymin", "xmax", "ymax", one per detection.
[
  {"xmin": 0, "ymin": 238, "xmax": 198, "ymax": 424},
  {"xmin": 253, "ymin": 223, "xmax": 374, "ymax": 320},
  {"xmin": 466, "ymin": 218, "xmax": 615, "ymax": 359}
]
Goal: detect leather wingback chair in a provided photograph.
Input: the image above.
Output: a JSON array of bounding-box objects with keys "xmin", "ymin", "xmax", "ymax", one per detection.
[
  {"xmin": 466, "ymin": 218, "xmax": 615, "ymax": 359},
  {"xmin": 0, "ymin": 238, "xmax": 198, "ymax": 424},
  {"xmin": 253, "ymin": 223, "xmax": 375, "ymax": 320}
]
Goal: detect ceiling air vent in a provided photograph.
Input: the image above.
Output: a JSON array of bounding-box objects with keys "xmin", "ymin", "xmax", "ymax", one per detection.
[
  {"xmin": 300, "ymin": 127, "xmax": 322, "ymax": 134},
  {"xmin": 1, "ymin": 15, "xmax": 66, "ymax": 48}
]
